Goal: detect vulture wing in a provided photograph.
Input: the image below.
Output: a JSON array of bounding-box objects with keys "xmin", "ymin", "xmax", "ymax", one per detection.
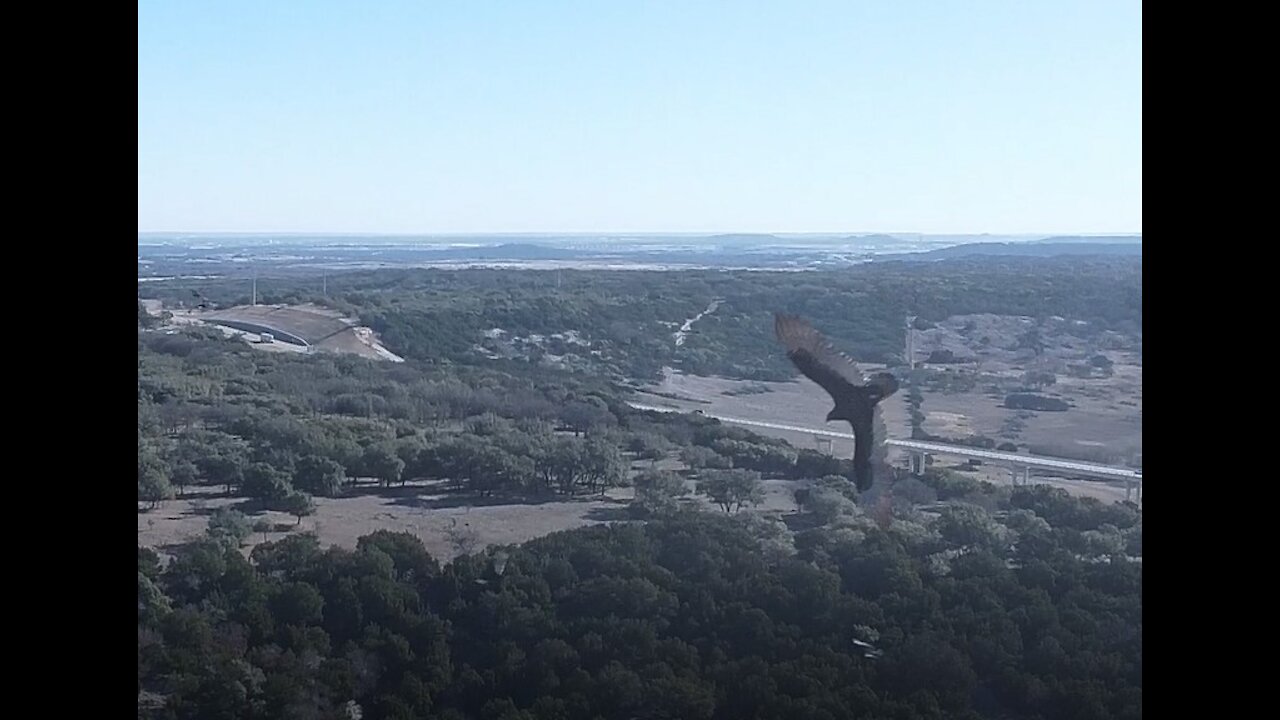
[{"xmin": 775, "ymin": 314, "xmax": 868, "ymax": 400}]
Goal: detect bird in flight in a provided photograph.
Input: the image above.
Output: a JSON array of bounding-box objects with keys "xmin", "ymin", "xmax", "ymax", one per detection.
[{"xmin": 775, "ymin": 313, "xmax": 899, "ymax": 491}]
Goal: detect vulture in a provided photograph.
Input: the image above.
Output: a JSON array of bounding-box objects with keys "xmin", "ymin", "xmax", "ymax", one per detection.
[{"xmin": 775, "ymin": 313, "xmax": 899, "ymax": 491}]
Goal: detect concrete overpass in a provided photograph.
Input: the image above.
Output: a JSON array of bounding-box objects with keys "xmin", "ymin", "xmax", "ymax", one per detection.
[
  {"xmin": 626, "ymin": 401, "xmax": 1142, "ymax": 504},
  {"xmin": 888, "ymin": 438, "xmax": 1142, "ymax": 504},
  {"xmin": 199, "ymin": 317, "xmax": 311, "ymax": 347}
]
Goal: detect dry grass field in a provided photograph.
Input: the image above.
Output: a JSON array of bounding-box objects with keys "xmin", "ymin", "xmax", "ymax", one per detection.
[
  {"xmin": 139, "ymin": 482, "xmax": 638, "ymax": 560},
  {"xmin": 137, "ymin": 466, "xmax": 803, "ymax": 560}
]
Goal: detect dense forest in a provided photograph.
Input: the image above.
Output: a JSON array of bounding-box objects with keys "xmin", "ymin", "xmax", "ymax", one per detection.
[
  {"xmin": 141, "ymin": 257, "xmax": 1142, "ymax": 382},
  {"xmin": 140, "ymin": 480, "xmax": 1141, "ymax": 720},
  {"xmin": 139, "ymin": 258, "xmax": 1141, "ymax": 718}
]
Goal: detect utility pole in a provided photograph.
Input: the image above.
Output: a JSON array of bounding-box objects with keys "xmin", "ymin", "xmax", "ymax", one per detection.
[
  {"xmin": 905, "ymin": 315, "xmax": 916, "ymax": 369},
  {"xmin": 252, "ymin": 270, "xmax": 258, "ymax": 306}
]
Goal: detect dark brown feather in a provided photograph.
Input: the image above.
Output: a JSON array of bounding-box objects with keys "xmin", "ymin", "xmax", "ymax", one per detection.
[
  {"xmin": 775, "ymin": 313, "xmax": 868, "ymax": 389},
  {"xmin": 775, "ymin": 313, "xmax": 898, "ymax": 490}
]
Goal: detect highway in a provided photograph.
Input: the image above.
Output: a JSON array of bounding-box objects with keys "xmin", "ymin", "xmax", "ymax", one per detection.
[
  {"xmin": 629, "ymin": 402, "xmax": 866, "ymax": 438},
  {"xmin": 626, "ymin": 401, "xmax": 1142, "ymax": 484}
]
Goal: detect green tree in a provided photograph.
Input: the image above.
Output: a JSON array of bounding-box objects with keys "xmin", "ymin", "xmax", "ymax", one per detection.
[
  {"xmin": 282, "ymin": 491, "xmax": 316, "ymax": 526},
  {"xmin": 206, "ymin": 508, "xmax": 252, "ymax": 547},
  {"xmin": 937, "ymin": 504, "xmax": 1012, "ymax": 554},
  {"xmin": 138, "ymin": 546, "xmax": 162, "ymax": 579},
  {"xmin": 243, "ymin": 462, "xmax": 291, "ymax": 506},
  {"xmin": 527, "ymin": 436, "xmax": 583, "ymax": 495},
  {"xmin": 271, "ymin": 581, "xmax": 325, "ymax": 626},
  {"xmin": 201, "ymin": 454, "xmax": 245, "ymax": 496},
  {"xmin": 169, "ymin": 460, "xmax": 198, "ymax": 498},
  {"xmin": 406, "ymin": 442, "xmax": 445, "ymax": 481},
  {"xmin": 364, "ymin": 444, "xmax": 405, "ymax": 487},
  {"xmin": 629, "ymin": 432, "xmax": 671, "ymax": 466},
  {"xmin": 357, "ymin": 530, "xmax": 441, "ymax": 580},
  {"xmin": 293, "ymin": 454, "xmax": 346, "ymax": 497},
  {"xmin": 680, "ymin": 445, "xmax": 732, "ymax": 470},
  {"xmin": 697, "ymin": 468, "xmax": 764, "ymax": 513},
  {"xmin": 580, "ymin": 438, "xmax": 626, "ymax": 496},
  {"xmin": 432, "ymin": 437, "xmax": 480, "ymax": 492},
  {"xmin": 632, "ymin": 469, "xmax": 688, "ymax": 516},
  {"xmin": 254, "ymin": 517, "xmax": 273, "ymax": 543},
  {"xmin": 561, "ymin": 400, "xmax": 614, "ymax": 437},
  {"xmin": 138, "ymin": 453, "xmax": 174, "ymax": 510},
  {"xmin": 138, "ymin": 571, "xmax": 172, "ymax": 624},
  {"xmin": 797, "ymin": 480, "xmax": 862, "ymax": 525},
  {"xmin": 476, "ymin": 449, "xmax": 536, "ymax": 496}
]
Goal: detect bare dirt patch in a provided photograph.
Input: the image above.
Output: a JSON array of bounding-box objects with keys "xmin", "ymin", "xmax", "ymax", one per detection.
[
  {"xmin": 909, "ymin": 313, "xmax": 1142, "ymax": 461},
  {"xmin": 139, "ymin": 482, "xmax": 636, "ymax": 560},
  {"xmin": 313, "ymin": 326, "xmax": 405, "ymax": 362},
  {"xmin": 921, "ymin": 390, "xmax": 1140, "ymax": 461}
]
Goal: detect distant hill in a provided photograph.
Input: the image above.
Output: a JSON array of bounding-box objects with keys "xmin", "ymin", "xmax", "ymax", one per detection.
[
  {"xmin": 453, "ymin": 243, "xmax": 586, "ymax": 260},
  {"xmin": 708, "ymin": 234, "xmax": 784, "ymax": 247},
  {"xmin": 838, "ymin": 233, "xmax": 904, "ymax": 247},
  {"xmin": 875, "ymin": 239, "xmax": 1141, "ymax": 262},
  {"xmin": 409, "ymin": 243, "xmax": 589, "ymax": 260},
  {"xmin": 1032, "ymin": 235, "xmax": 1141, "ymax": 245}
]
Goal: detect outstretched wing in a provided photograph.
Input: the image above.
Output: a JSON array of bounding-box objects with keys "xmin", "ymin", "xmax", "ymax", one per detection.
[
  {"xmin": 866, "ymin": 373, "xmax": 899, "ymax": 403},
  {"xmin": 775, "ymin": 314, "xmax": 868, "ymax": 400}
]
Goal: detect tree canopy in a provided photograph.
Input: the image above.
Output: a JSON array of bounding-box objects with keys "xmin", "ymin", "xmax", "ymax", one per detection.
[
  {"xmin": 138, "ymin": 257, "xmax": 1141, "ymax": 719},
  {"xmin": 139, "ymin": 486, "xmax": 1141, "ymax": 720}
]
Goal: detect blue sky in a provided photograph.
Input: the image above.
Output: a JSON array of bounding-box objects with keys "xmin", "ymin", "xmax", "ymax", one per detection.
[{"xmin": 138, "ymin": 1, "xmax": 1141, "ymax": 234}]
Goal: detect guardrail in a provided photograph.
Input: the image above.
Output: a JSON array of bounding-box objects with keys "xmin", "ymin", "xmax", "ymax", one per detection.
[{"xmin": 626, "ymin": 400, "xmax": 1142, "ymax": 493}]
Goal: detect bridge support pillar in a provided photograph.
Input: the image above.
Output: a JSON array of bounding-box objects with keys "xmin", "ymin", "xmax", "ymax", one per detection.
[
  {"xmin": 907, "ymin": 452, "xmax": 926, "ymax": 475},
  {"xmin": 1012, "ymin": 465, "xmax": 1031, "ymax": 487},
  {"xmin": 814, "ymin": 436, "xmax": 833, "ymax": 455}
]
